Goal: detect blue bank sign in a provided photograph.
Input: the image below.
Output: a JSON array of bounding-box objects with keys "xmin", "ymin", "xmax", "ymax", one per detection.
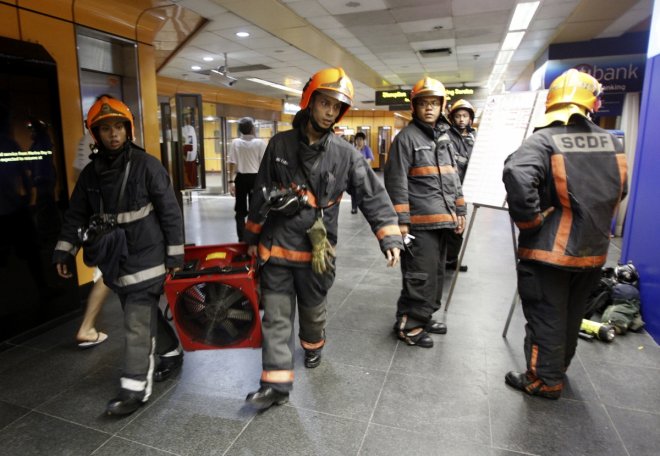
[{"xmin": 544, "ymin": 55, "xmax": 646, "ymax": 93}]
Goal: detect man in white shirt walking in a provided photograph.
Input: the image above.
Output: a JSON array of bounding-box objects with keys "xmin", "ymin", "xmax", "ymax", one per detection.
[{"xmin": 227, "ymin": 117, "xmax": 267, "ymax": 241}]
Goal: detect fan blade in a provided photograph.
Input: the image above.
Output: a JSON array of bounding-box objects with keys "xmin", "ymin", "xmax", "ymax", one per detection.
[
  {"xmin": 226, "ymin": 308, "xmax": 253, "ymax": 322},
  {"xmin": 219, "ymin": 319, "xmax": 239, "ymax": 338}
]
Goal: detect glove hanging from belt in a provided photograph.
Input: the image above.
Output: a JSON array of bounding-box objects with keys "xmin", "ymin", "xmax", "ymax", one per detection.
[{"xmin": 307, "ymin": 216, "xmax": 335, "ymax": 275}]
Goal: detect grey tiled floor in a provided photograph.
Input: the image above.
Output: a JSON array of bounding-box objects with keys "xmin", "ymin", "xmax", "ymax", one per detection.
[{"xmin": 1, "ymin": 192, "xmax": 659, "ymax": 456}]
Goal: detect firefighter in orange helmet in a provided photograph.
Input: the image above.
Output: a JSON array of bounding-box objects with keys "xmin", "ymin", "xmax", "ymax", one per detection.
[
  {"xmin": 446, "ymin": 99, "xmax": 478, "ymax": 272},
  {"xmin": 502, "ymin": 69, "xmax": 627, "ymax": 399},
  {"xmin": 384, "ymin": 77, "xmax": 466, "ymax": 348},
  {"xmin": 243, "ymin": 68, "xmax": 402, "ymax": 410},
  {"xmin": 54, "ymin": 96, "xmax": 185, "ymax": 415}
]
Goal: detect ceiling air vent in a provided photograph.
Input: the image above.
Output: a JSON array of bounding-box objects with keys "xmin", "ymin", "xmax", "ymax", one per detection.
[{"xmin": 419, "ymin": 48, "xmax": 452, "ymax": 57}]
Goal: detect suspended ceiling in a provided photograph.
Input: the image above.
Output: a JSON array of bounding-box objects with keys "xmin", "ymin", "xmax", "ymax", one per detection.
[{"xmin": 156, "ymin": 0, "xmax": 652, "ymax": 109}]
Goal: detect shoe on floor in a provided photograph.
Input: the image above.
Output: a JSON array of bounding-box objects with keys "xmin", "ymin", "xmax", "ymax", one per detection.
[
  {"xmin": 245, "ymin": 386, "xmax": 289, "ymax": 410},
  {"xmin": 77, "ymin": 332, "xmax": 108, "ymax": 349},
  {"xmin": 304, "ymin": 349, "xmax": 322, "ymax": 368},
  {"xmin": 154, "ymin": 352, "xmax": 183, "ymax": 382},
  {"xmin": 396, "ymin": 327, "xmax": 433, "ymax": 348},
  {"xmin": 351, "ymin": 209, "xmax": 358, "ymax": 214},
  {"xmin": 426, "ymin": 320, "xmax": 447, "ymax": 334},
  {"xmin": 505, "ymin": 371, "xmax": 561, "ymax": 400},
  {"xmin": 106, "ymin": 390, "xmax": 145, "ymax": 416}
]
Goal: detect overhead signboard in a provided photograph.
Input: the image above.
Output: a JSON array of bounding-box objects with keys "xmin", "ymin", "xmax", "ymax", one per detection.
[
  {"xmin": 445, "ymin": 87, "xmax": 488, "ymax": 103},
  {"xmin": 544, "ymin": 55, "xmax": 646, "ymax": 93},
  {"xmin": 375, "ymin": 89, "xmax": 410, "ymax": 106}
]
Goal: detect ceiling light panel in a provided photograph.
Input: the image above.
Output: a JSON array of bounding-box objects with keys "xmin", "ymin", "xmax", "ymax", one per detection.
[
  {"xmin": 501, "ymin": 31, "xmax": 525, "ymax": 50},
  {"xmin": 495, "ymin": 50, "xmax": 514, "ymax": 65},
  {"xmin": 509, "ymin": 1, "xmax": 540, "ymax": 31}
]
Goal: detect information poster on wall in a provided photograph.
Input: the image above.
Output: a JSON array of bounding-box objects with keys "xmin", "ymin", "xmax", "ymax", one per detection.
[{"xmin": 461, "ymin": 90, "xmax": 548, "ymax": 208}]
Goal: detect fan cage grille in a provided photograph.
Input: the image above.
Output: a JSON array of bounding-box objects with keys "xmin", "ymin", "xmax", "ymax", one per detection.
[{"xmin": 176, "ymin": 281, "xmax": 256, "ymax": 347}]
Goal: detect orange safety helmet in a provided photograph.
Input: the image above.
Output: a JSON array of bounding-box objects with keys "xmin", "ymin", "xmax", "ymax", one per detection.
[
  {"xmin": 410, "ymin": 77, "xmax": 446, "ymax": 112},
  {"xmin": 86, "ymin": 96, "xmax": 135, "ymax": 144},
  {"xmin": 539, "ymin": 69, "xmax": 602, "ymax": 128},
  {"xmin": 300, "ymin": 67, "xmax": 354, "ymax": 123},
  {"xmin": 449, "ymin": 99, "xmax": 475, "ymax": 121}
]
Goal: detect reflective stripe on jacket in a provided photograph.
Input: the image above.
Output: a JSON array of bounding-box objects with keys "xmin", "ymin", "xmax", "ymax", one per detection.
[
  {"xmin": 244, "ymin": 128, "xmax": 402, "ymax": 267},
  {"xmin": 384, "ymin": 118, "xmax": 466, "ymax": 230},
  {"xmin": 503, "ymin": 118, "xmax": 627, "ymax": 269},
  {"xmin": 53, "ymin": 144, "xmax": 184, "ymax": 291}
]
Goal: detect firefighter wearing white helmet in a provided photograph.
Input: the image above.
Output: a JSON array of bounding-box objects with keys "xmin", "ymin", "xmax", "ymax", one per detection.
[
  {"xmin": 502, "ymin": 69, "xmax": 628, "ymax": 399},
  {"xmin": 384, "ymin": 77, "xmax": 467, "ymax": 348},
  {"xmin": 243, "ymin": 67, "xmax": 402, "ymax": 410}
]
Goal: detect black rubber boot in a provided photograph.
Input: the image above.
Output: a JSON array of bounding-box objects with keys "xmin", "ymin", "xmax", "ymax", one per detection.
[
  {"xmin": 505, "ymin": 371, "xmax": 561, "ymax": 400},
  {"xmin": 154, "ymin": 352, "xmax": 184, "ymax": 382},
  {"xmin": 426, "ymin": 320, "xmax": 447, "ymax": 334},
  {"xmin": 106, "ymin": 390, "xmax": 145, "ymax": 416},
  {"xmin": 245, "ymin": 386, "xmax": 289, "ymax": 410},
  {"xmin": 304, "ymin": 349, "xmax": 322, "ymax": 368},
  {"xmin": 395, "ymin": 326, "xmax": 433, "ymax": 348}
]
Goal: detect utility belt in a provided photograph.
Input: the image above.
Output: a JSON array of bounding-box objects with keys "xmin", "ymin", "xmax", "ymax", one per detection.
[{"xmin": 260, "ymin": 183, "xmax": 341, "ymax": 217}]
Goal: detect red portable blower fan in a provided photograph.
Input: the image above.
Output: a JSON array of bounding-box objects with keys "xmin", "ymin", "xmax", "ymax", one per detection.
[{"xmin": 164, "ymin": 243, "xmax": 261, "ymax": 351}]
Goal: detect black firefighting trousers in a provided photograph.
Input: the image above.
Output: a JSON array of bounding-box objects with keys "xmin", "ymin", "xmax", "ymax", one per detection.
[
  {"xmin": 517, "ymin": 261, "xmax": 601, "ymax": 386},
  {"xmin": 117, "ymin": 281, "xmax": 179, "ymax": 399},
  {"xmin": 396, "ymin": 228, "xmax": 449, "ymax": 329},
  {"xmin": 259, "ymin": 262, "xmax": 335, "ymax": 392}
]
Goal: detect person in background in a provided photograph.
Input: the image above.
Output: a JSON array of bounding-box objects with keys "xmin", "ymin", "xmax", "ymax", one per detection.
[
  {"xmin": 446, "ymin": 99, "xmax": 477, "ymax": 272},
  {"xmin": 227, "ymin": 117, "xmax": 267, "ymax": 241},
  {"xmin": 502, "ymin": 69, "xmax": 627, "ymax": 400},
  {"xmin": 53, "ymin": 96, "xmax": 185, "ymax": 415},
  {"xmin": 384, "ymin": 76, "xmax": 466, "ymax": 348},
  {"xmin": 351, "ymin": 131, "xmax": 374, "ymax": 214},
  {"xmin": 182, "ymin": 119, "xmax": 198, "ymax": 187},
  {"xmin": 243, "ymin": 67, "xmax": 402, "ymax": 410}
]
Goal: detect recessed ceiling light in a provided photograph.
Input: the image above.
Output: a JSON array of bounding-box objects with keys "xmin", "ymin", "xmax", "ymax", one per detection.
[
  {"xmin": 236, "ymin": 31, "xmax": 250, "ymax": 38},
  {"xmin": 191, "ymin": 65, "xmax": 201, "ymax": 70},
  {"xmin": 203, "ymin": 57, "xmax": 214, "ymax": 62}
]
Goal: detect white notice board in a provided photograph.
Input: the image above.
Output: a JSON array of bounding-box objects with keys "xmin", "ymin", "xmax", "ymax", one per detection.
[{"xmin": 462, "ymin": 90, "xmax": 548, "ymax": 208}]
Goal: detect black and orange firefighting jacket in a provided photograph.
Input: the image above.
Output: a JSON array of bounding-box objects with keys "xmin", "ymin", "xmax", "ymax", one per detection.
[
  {"xmin": 53, "ymin": 143, "xmax": 184, "ymax": 292},
  {"xmin": 243, "ymin": 126, "xmax": 402, "ymax": 267},
  {"xmin": 448, "ymin": 125, "xmax": 476, "ymax": 183},
  {"xmin": 502, "ymin": 116, "xmax": 627, "ymax": 270},
  {"xmin": 384, "ymin": 116, "xmax": 466, "ymax": 229}
]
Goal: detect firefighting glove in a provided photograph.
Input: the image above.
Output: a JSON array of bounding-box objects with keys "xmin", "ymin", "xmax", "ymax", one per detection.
[{"xmin": 307, "ymin": 216, "xmax": 335, "ymax": 275}]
